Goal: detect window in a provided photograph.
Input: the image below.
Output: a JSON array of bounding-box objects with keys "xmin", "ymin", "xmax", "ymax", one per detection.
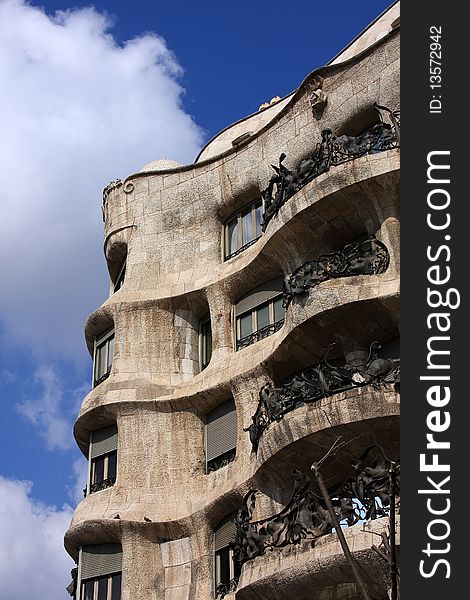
[
  {"xmin": 214, "ymin": 516, "xmax": 240, "ymax": 598},
  {"xmin": 93, "ymin": 328, "xmax": 115, "ymax": 386},
  {"xmin": 200, "ymin": 315, "xmax": 212, "ymax": 371},
  {"xmin": 205, "ymin": 400, "xmax": 237, "ymax": 473},
  {"xmin": 80, "ymin": 544, "xmax": 122, "ymax": 600},
  {"xmin": 234, "ymin": 277, "xmax": 286, "ymax": 350},
  {"xmin": 88, "ymin": 426, "xmax": 118, "ymax": 495},
  {"xmin": 224, "ymin": 199, "xmax": 263, "ymax": 260},
  {"xmin": 113, "ymin": 257, "xmax": 126, "ymax": 292}
]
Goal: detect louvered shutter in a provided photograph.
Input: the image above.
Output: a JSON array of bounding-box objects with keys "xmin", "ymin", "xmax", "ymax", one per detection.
[
  {"xmin": 206, "ymin": 400, "xmax": 237, "ymax": 463},
  {"xmin": 214, "ymin": 518, "xmax": 237, "ymax": 552},
  {"xmin": 81, "ymin": 544, "xmax": 122, "ymax": 580},
  {"xmin": 235, "ymin": 276, "xmax": 284, "ymax": 317},
  {"xmin": 90, "ymin": 425, "xmax": 118, "ymax": 459}
]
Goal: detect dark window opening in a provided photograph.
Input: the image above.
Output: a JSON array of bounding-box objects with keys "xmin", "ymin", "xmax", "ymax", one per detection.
[
  {"xmin": 93, "ymin": 328, "xmax": 114, "ymax": 387},
  {"xmin": 113, "ymin": 257, "xmax": 126, "ymax": 292},
  {"xmin": 88, "ymin": 426, "xmax": 118, "ymax": 495},
  {"xmin": 224, "ymin": 199, "xmax": 263, "ymax": 260},
  {"xmin": 200, "ymin": 316, "xmax": 213, "ymax": 370}
]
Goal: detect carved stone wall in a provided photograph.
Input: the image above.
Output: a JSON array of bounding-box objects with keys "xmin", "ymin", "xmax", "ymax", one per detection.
[{"xmin": 65, "ymin": 16, "xmax": 400, "ymax": 600}]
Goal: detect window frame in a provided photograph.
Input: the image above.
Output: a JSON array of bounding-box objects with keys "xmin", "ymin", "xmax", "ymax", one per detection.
[
  {"xmin": 77, "ymin": 545, "xmax": 122, "ymax": 600},
  {"xmin": 86, "ymin": 426, "xmax": 118, "ymax": 496},
  {"xmin": 235, "ymin": 293, "xmax": 285, "ymax": 351},
  {"xmin": 224, "ymin": 198, "xmax": 263, "ymax": 261},
  {"xmin": 199, "ymin": 314, "xmax": 212, "ymax": 371},
  {"xmin": 80, "ymin": 572, "xmax": 121, "ymax": 600},
  {"xmin": 215, "ymin": 546, "xmax": 238, "ymax": 595},
  {"xmin": 90, "ymin": 450, "xmax": 117, "ymax": 493},
  {"xmin": 93, "ymin": 327, "xmax": 115, "ymax": 387},
  {"xmin": 204, "ymin": 400, "xmax": 237, "ymax": 474},
  {"xmin": 213, "ymin": 516, "xmax": 240, "ymax": 598},
  {"xmin": 113, "ymin": 257, "xmax": 126, "ymax": 292}
]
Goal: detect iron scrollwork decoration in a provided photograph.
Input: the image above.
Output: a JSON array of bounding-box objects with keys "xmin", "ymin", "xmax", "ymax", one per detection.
[
  {"xmin": 261, "ymin": 103, "xmax": 400, "ymax": 230},
  {"xmin": 232, "ymin": 446, "xmax": 400, "ymax": 567},
  {"xmin": 236, "ymin": 318, "xmax": 285, "ymax": 351},
  {"xmin": 89, "ymin": 477, "xmax": 116, "ymax": 494},
  {"xmin": 245, "ymin": 341, "xmax": 400, "ymax": 451},
  {"xmin": 283, "ymin": 236, "xmax": 389, "ymax": 307},
  {"xmin": 66, "ymin": 566, "xmax": 78, "ymax": 597},
  {"xmin": 207, "ymin": 449, "xmax": 236, "ymax": 474},
  {"xmin": 216, "ymin": 578, "xmax": 238, "ymax": 599}
]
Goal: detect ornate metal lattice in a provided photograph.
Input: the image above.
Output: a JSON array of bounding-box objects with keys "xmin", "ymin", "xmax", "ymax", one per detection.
[
  {"xmin": 236, "ymin": 318, "xmax": 285, "ymax": 350},
  {"xmin": 66, "ymin": 566, "xmax": 78, "ymax": 597},
  {"xmin": 232, "ymin": 446, "xmax": 400, "ymax": 567},
  {"xmin": 216, "ymin": 578, "xmax": 238, "ymax": 599},
  {"xmin": 207, "ymin": 449, "xmax": 236, "ymax": 474},
  {"xmin": 245, "ymin": 342, "xmax": 400, "ymax": 451},
  {"xmin": 89, "ymin": 477, "xmax": 116, "ymax": 494},
  {"xmin": 261, "ymin": 104, "xmax": 400, "ymax": 230},
  {"xmin": 283, "ymin": 236, "xmax": 389, "ymax": 307}
]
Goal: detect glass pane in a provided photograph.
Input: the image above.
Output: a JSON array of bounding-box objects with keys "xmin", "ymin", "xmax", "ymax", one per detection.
[
  {"xmin": 111, "ymin": 573, "xmax": 122, "ymax": 600},
  {"xmin": 107, "ymin": 335, "xmax": 115, "ymax": 371},
  {"xmin": 107, "ymin": 451, "xmax": 117, "ymax": 480},
  {"xmin": 241, "ymin": 208, "xmax": 254, "ymax": 246},
  {"xmin": 256, "ymin": 304, "xmax": 270, "ymax": 330},
  {"xmin": 273, "ymin": 296, "xmax": 285, "ymax": 323},
  {"xmin": 255, "ymin": 202, "xmax": 263, "ymax": 239},
  {"xmin": 97, "ymin": 577, "xmax": 108, "ymax": 600},
  {"xmin": 216, "ymin": 547, "xmax": 231, "ymax": 586},
  {"xmin": 93, "ymin": 456, "xmax": 105, "ymax": 484},
  {"xmin": 83, "ymin": 580, "xmax": 94, "ymax": 600},
  {"xmin": 238, "ymin": 313, "xmax": 253, "ymax": 340},
  {"xmin": 203, "ymin": 321, "xmax": 212, "ymax": 366},
  {"xmin": 233, "ymin": 548, "xmax": 241, "ymax": 578},
  {"xmin": 227, "ymin": 219, "xmax": 238, "ymax": 256},
  {"xmin": 95, "ymin": 343, "xmax": 107, "ymax": 380},
  {"xmin": 115, "ymin": 261, "xmax": 126, "ymax": 290}
]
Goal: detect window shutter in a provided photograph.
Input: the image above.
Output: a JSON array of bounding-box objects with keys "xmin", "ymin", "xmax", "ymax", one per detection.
[
  {"xmin": 90, "ymin": 425, "xmax": 118, "ymax": 459},
  {"xmin": 235, "ymin": 276, "xmax": 284, "ymax": 317},
  {"xmin": 214, "ymin": 518, "xmax": 237, "ymax": 552},
  {"xmin": 206, "ymin": 400, "xmax": 237, "ymax": 463},
  {"xmin": 81, "ymin": 544, "xmax": 122, "ymax": 580}
]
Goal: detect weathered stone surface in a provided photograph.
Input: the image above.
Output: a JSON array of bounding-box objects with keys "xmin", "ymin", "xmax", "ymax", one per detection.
[{"xmin": 66, "ymin": 14, "xmax": 400, "ymax": 600}]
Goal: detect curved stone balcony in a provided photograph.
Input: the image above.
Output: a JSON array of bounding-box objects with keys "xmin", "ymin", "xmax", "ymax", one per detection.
[
  {"xmin": 66, "ymin": 382, "xmax": 399, "ymax": 559},
  {"xmin": 235, "ymin": 517, "xmax": 399, "ymax": 600},
  {"xmin": 78, "ymin": 268, "xmax": 399, "ymax": 424},
  {"xmin": 66, "ymin": 21, "xmax": 400, "ymax": 600},
  {"xmin": 101, "ymin": 29, "xmax": 399, "ymax": 291}
]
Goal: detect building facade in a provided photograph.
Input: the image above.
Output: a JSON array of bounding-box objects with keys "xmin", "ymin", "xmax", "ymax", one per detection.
[{"xmin": 65, "ymin": 4, "xmax": 400, "ymax": 600}]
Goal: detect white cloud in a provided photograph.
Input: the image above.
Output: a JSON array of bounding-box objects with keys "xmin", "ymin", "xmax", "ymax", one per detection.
[
  {"xmin": 0, "ymin": 370, "xmax": 17, "ymax": 384},
  {"xmin": 0, "ymin": 0, "xmax": 204, "ymax": 363},
  {"xmin": 0, "ymin": 476, "xmax": 75, "ymax": 600},
  {"xmin": 69, "ymin": 456, "xmax": 89, "ymax": 505},
  {"xmin": 16, "ymin": 363, "xmax": 90, "ymax": 451},
  {"xmin": 17, "ymin": 364, "xmax": 74, "ymax": 450}
]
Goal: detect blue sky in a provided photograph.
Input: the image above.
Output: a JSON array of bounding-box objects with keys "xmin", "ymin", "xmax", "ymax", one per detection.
[{"xmin": 0, "ymin": 1, "xmax": 392, "ymax": 597}]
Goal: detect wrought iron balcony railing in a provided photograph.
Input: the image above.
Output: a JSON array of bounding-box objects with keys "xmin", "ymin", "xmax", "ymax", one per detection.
[
  {"xmin": 93, "ymin": 370, "xmax": 110, "ymax": 387},
  {"xmin": 216, "ymin": 578, "xmax": 238, "ymax": 599},
  {"xmin": 245, "ymin": 341, "xmax": 400, "ymax": 451},
  {"xmin": 89, "ymin": 477, "xmax": 116, "ymax": 494},
  {"xmin": 225, "ymin": 237, "xmax": 261, "ymax": 261},
  {"xmin": 232, "ymin": 446, "xmax": 400, "ymax": 567},
  {"xmin": 282, "ymin": 236, "xmax": 390, "ymax": 307},
  {"xmin": 207, "ymin": 449, "xmax": 236, "ymax": 474},
  {"xmin": 261, "ymin": 103, "xmax": 400, "ymax": 230},
  {"xmin": 236, "ymin": 319, "xmax": 285, "ymax": 351}
]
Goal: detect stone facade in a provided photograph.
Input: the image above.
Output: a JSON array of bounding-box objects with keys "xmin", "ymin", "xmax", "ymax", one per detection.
[{"xmin": 65, "ymin": 9, "xmax": 400, "ymax": 600}]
